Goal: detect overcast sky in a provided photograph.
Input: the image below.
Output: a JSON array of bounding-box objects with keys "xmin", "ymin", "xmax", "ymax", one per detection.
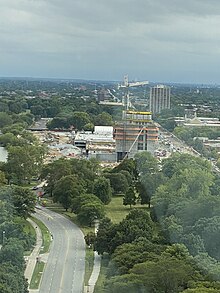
[{"xmin": 1, "ymin": 0, "xmax": 220, "ymax": 83}]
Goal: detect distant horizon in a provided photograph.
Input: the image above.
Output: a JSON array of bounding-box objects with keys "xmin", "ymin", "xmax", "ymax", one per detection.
[{"xmin": 0, "ymin": 75, "xmax": 218, "ymax": 87}]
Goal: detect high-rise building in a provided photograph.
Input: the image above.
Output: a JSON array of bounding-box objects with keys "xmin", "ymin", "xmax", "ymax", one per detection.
[
  {"xmin": 149, "ymin": 85, "xmax": 171, "ymax": 114},
  {"xmin": 114, "ymin": 111, "xmax": 159, "ymax": 161}
]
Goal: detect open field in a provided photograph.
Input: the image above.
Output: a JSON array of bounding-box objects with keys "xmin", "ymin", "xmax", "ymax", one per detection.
[{"xmin": 105, "ymin": 196, "xmax": 148, "ymax": 223}]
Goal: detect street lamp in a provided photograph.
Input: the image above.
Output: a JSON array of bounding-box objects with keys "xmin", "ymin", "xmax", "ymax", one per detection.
[{"xmin": 2, "ymin": 231, "xmax": 5, "ymax": 245}]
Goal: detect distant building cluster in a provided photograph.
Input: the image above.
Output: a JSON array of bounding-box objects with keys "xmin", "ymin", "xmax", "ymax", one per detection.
[{"xmin": 175, "ymin": 110, "xmax": 220, "ymax": 128}]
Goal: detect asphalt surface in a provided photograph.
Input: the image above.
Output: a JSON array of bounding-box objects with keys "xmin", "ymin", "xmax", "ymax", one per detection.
[{"xmin": 34, "ymin": 208, "xmax": 85, "ymax": 293}]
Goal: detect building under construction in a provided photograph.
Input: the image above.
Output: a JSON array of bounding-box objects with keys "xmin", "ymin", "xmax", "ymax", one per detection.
[{"xmin": 114, "ymin": 110, "xmax": 159, "ymax": 161}]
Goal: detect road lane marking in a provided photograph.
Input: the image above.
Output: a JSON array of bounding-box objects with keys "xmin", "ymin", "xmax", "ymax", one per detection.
[{"xmin": 58, "ymin": 226, "xmax": 70, "ymax": 293}]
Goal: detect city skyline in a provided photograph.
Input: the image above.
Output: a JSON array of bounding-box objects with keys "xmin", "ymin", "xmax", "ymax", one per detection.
[{"xmin": 1, "ymin": 1, "xmax": 220, "ymax": 84}]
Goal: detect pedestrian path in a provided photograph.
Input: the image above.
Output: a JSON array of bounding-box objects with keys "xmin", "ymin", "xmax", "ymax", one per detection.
[
  {"xmin": 85, "ymin": 220, "xmax": 101, "ymax": 293},
  {"xmin": 24, "ymin": 218, "xmax": 42, "ymax": 289}
]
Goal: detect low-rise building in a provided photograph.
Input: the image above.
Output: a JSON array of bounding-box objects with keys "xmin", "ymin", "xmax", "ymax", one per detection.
[{"xmin": 74, "ymin": 126, "xmax": 116, "ymax": 162}]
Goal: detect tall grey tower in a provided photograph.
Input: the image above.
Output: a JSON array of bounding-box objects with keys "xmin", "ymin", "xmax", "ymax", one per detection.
[{"xmin": 150, "ymin": 85, "xmax": 171, "ymax": 114}]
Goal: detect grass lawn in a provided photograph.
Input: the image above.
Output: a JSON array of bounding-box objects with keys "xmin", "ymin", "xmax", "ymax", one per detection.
[
  {"xmin": 30, "ymin": 216, "xmax": 51, "ymax": 254},
  {"xmin": 84, "ymin": 247, "xmax": 95, "ymax": 286},
  {"xmin": 105, "ymin": 195, "xmax": 148, "ymax": 223},
  {"xmin": 94, "ymin": 255, "xmax": 109, "ymax": 293},
  {"xmin": 29, "ymin": 261, "xmax": 45, "ymax": 289}
]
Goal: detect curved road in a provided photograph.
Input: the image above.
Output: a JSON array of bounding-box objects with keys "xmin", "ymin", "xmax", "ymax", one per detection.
[{"xmin": 34, "ymin": 208, "xmax": 85, "ymax": 293}]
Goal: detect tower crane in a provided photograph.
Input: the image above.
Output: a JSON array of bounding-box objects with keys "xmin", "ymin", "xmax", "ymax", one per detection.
[{"xmin": 118, "ymin": 75, "xmax": 149, "ymax": 110}]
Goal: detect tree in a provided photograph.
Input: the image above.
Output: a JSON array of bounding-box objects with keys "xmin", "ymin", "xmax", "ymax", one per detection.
[
  {"xmin": 71, "ymin": 193, "xmax": 102, "ymax": 213},
  {"xmin": 183, "ymin": 288, "xmax": 220, "ymax": 293},
  {"xmin": 0, "ymin": 171, "xmax": 6, "ymax": 186},
  {"xmin": 0, "ymin": 133, "xmax": 19, "ymax": 147},
  {"xmin": 94, "ymin": 112, "xmax": 113, "ymax": 126},
  {"xmin": 77, "ymin": 201, "xmax": 105, "ymax": 226},
  {"xmin": 95, "ymin": 210, "xmax": 154, "ymax": 255},
  {"xmin": 136, "ymin": 173, "xmax": 165, "ymax": 208},
  {"xmin": 135, "ymin": 151, "xmax": 159, "ymax": 175},
  {"xmin": 105, "ymin": 255, "xmax": 195, "ymax": 293},
  {"xmin": 2, "ymin": 123, "xmax": 25, "ymax": 135},
  {"xmin": 0, "ymin": 262, "xmax": 28, "ymax": 293},
  {"xmin": 14, "ymin": 112, "xmax": 34, "ymax": 126},
  {"xmin": 0, "ymin": 238, "xmax": 25, "ymax": 269},
  {"xmin": 160, "ymin": 215, "xmax": 184, "ymax": 244},
  {"xmin": 112, "ymin": 158, "xmax": 137, "ymax": 179},
  {"xmin": 70, "ymin": 158, "xmax": 98, "ymax": 190},
  {"xmin": 94, "ymin": 217, "xmax": 115, "ymax": 254},
  {"xmin": 93, "ymin": 177, "xmax": 112, "ymax": 204},
  {"xmin": 152, "ymin": 166, "xmax": 213, "ymax": 211},
  {"xmin": 68, "ymin": 111, "xmax": 91, "ymax": 130},
  {"xmin": 0, "ymin": 112, "xmax": 13, "ymax": 128},
  {"xmin": 53, "ymin": 175, "xmax": 85, "ymax": 211},
  {"xmin": 119, "ymin": 170, "xmax": 133, "ymax": 186},
  {"xmin": 47, "ymin": 116, "xmax": 69, "ymax": 129},
  {"xmin": 193, "ymin": 216, "xmax": 220, "ymax": 260},
  {"xmin": 123, "ymin": 187, "xmax": 136, "ymax": 208},
  {"xmin": 83, "ymin": 122, "xmax": 94, "ymax": 132},
  {"xmin": 5, "ymin": 144, "xmax": 45, "ymax": 184},
  {"xmin": 84, "ymin": 232, "xmax": 96, "ymax": 247},
  {"xmin": 162, "ymin": 153, "xmax": 211, "ymax": 179},
  {"xmin": 41, "ymin": 158, "xmax": 72, "ymax": 196},
  {"xmin": 109, "ymin": 238, "xmax": 163, "ymax": 275},
  {"xmin": 104, "ymin": 173, "xmax": 128, "ymax": 195},
  {"xmin": 11, "ymin": 186, "xmax": 36, "ymax": 218}
]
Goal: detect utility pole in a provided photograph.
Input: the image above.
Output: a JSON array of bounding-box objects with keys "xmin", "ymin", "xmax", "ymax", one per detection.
[{"xmin": 2, "ymin": 230, "xmax": 5, "ymax": 245}]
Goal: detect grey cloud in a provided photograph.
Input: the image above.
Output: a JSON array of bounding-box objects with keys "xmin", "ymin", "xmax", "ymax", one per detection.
[{"xmin": 1, "ymin": 0, "xmax": 220, "ymax": 82}]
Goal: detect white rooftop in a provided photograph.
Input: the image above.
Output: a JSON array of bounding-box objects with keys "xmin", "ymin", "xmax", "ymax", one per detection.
[
  {"xmin": 94, "ymin": 126, "xmax": 113, "ymax": 135},
  {"xmin": 75, "ymin": 126, "xmax": 114, "ymax": 143}
]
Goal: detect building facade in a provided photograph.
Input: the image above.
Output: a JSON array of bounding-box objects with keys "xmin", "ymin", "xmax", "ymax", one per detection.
[
  {"xmin": 150, "ymin": 85, "xmax": 171, "ymax": 114},
  {"xmin": 114, "ymin": 111, "xmax": 159, "ymax": 161}
]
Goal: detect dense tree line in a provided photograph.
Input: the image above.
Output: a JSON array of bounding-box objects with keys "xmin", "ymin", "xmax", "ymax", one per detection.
[
  {"xmin": 0, "ymin": 186, "xmax": 36, "ymax": 292},
  {"xmin": 93, "ymin": 152, "xmax": 220, "ymax": 292},
  {"xmin": 40, "ymin": 158, "xmax": 109, "ymax": 225}
]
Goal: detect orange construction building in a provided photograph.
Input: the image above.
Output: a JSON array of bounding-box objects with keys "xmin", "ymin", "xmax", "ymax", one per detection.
[{"xmin": 114, "ymin": 111, "xmax": 159, "ymax": 161}]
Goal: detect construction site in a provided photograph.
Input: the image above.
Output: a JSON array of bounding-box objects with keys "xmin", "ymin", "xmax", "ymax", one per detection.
[
  {"xmin": 29, "ymin": 76, "xmax": 160, "ymax": 163},
  {"xmin": 114, "ymin": 110, "xmax": 159, "ymax": 161},
  {"xmin": 113, "ymin": 76, "xmax": 159, "ymax": 161}
]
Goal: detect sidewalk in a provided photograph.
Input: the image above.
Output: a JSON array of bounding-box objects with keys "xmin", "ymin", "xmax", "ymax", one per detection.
[
  {"xmin": 85, "ymin": 220, "xmax": 101, "ymax": 293},
  {"xmin": 24, "ymin": 218, "xmax": 42, "ymax": 290}
]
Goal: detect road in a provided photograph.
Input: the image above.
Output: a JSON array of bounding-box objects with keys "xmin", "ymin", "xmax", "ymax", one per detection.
[
  {"xmin": 34, "ymin": 208, "xmax": 85, "ymax": 293},
  {"xmin": 157, "ymin": 125, "xmax": 220, "ymax": 173},
  {"xmin": 156, "ymin": 123, "xmax": 200, "ymax": 157}
]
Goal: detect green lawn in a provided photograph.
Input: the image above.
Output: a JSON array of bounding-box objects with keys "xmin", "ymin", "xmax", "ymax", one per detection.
[
  {"xmin": 105, "ymin": 196, "xmax": 148, "ymax": 223},
  {"xmin": 94, "ymin": 256, "xmax": 109, "ymax": 293},
  {"xmin": 84, "ymin": 247, "xmax": 95, "ymax": 286},
  {"xmin": 29, "ymin": 261, "xmax": 45, "ymax": 289},
  {"xmin": 23, "ymin": 219, "xmax": 36, "ymax": 236}
]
